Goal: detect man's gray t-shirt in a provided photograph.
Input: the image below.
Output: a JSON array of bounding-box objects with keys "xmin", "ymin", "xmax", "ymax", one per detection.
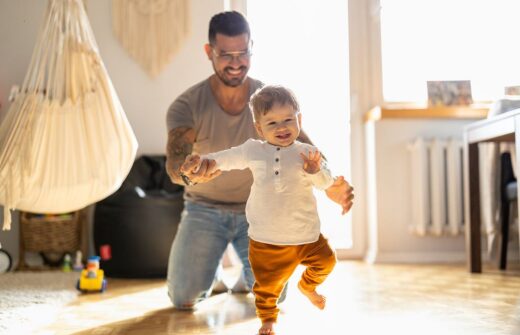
[{"xmin": 166, "ymin": 77, "xmax": 263, "ymax": 212}]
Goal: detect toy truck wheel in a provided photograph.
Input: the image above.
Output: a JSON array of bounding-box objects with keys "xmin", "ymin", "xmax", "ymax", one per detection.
[
  {"xmin": 76, "ymin": 280, "xmax": 81, "ymax": 291},
  {"xmin": 0, "ymin": 249, "xmax": 12, "ymax": 273},
  {"xmin": 101, "ymin": 279, "xmax": 107, "ymax": 292}
]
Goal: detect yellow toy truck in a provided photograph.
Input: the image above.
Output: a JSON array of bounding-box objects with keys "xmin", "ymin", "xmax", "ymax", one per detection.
[{"xmin": 76, "ymin": 256, "xmax": 107, "ymax": 292}]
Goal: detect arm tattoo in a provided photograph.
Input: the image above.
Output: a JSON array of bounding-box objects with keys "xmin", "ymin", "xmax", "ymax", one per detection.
[{"xmin": 166, "ymin": 127, "xmax": 195, "ymax": 185}]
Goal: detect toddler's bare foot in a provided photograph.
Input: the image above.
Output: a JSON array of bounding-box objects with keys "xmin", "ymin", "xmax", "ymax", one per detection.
[
  {"xmin": 297, "ymin": 282, "xmax": 326, "ymax": 310},
  {"xmin": 258, "ymin": 321, "xmax": 275, "ymax": 334}
]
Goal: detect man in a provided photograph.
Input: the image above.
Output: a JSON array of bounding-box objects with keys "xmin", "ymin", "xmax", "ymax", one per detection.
[{"xmin": 165, "ymin": 11, "xmax": 354, "ymax": 310}]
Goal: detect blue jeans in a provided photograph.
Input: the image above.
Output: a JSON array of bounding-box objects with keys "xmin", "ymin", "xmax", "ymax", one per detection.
[{"xmin": 167, "ymin": 201, "xmax": 254, "ymax": 309}]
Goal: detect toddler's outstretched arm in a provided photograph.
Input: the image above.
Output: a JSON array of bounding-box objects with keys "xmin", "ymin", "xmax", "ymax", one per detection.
[{"xmin": 300, "ymin": 149, "xmax": 334, "ymax": 191}]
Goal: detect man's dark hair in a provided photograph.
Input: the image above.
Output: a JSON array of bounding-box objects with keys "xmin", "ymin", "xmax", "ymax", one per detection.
[{"xmin": 208, "ymin": 11, "xmax": 250, "ymax": 45}]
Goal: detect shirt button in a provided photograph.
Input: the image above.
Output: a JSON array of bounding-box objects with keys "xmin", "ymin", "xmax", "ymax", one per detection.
[
  {"xmin": 277, "ymin": 148, "xmax": 280, "ymax": 151},
  {"xmin": 275, "ymin": 171, "xmax": 279, "ymax": 175},
  {"xmin": 275, "ymin": 158, "xmax": 279, "ymax": 162}
]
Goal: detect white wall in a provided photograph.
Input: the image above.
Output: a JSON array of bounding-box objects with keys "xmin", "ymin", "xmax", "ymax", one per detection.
[
  {"xmin": 365, "ymin": 119, "xmax": 473, "ymax": 263},
  {"xmin": 348, "ymin": 0, "xmax": 384, "ymax": 259},
  {"xmin": 0, "ymin": 0, "xmax": 225, "ymax": 266},
  {"xmin": 0, "ymin": 0, "xmax": 224, "ymax": 152},
  {"xmin": 349, "ymin": 0, "xmax": 476, "ymax": 264}
]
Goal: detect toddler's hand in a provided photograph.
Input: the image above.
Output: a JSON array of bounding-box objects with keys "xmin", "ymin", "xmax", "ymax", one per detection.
[
  {"xmin": 181, "ymin": 154, "xmax": 201, "ymax": 174},
  {"xmin": 300, "ymin": 150, "xmax": 322, "ymax": 174},
  {"xmin": 181, "ymin": 154, "xmax": 221, "ymax": 184}
]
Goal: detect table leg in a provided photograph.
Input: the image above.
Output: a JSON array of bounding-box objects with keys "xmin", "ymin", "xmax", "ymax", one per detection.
[
  {"xmin": 509, "ymin": 115, "xmax": 520, "ymax": 264},
  {"xmin": 465, "ymin": 140, "xmax": 482, "ymax": 273}
]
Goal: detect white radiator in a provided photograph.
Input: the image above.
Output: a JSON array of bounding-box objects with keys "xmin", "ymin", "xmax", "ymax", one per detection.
[{"xmin": 407, "ymin": 137, "xmax": 464, "ymax": 236}]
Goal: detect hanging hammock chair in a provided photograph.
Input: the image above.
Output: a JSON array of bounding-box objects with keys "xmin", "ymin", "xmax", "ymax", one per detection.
[{"xmin": 0, "ymin": 0, "xmax": 138, "ymax": 230}]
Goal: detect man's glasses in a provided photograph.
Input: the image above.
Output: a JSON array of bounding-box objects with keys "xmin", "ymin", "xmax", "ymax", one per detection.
[{"xmin": 211, "ymin": 47, "xmax": 252, "ymax": 63}]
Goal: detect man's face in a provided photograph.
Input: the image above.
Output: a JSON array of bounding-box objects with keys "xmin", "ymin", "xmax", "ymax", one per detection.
[
  {"xmin": 206, "ymin": 33, "xmax": 251, "ymax": 87},
  {"xmin": 255, "ymin": 104, "xmax": 302, "ymax": 147}
]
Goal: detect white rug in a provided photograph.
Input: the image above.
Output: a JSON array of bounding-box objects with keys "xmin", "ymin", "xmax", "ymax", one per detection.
[{"xmin": 0, "ymin": 271, "xmax": 79, "ymax": 335}]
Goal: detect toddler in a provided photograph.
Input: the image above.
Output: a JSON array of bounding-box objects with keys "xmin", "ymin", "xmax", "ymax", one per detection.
[{"xmin": 182, "ymin": 85, "xmax": 337, "ymax": 335}]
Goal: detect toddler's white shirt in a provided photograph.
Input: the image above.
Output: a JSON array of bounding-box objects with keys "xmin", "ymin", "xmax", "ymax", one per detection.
[{"xmin": 205, "ymin": 139, "xmax": 334, "ymax": 245}]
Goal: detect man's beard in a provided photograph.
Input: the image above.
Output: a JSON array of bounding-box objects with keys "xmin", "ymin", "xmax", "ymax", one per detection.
[{"xmin": 214, "ymin": 65, "xmax": 248, "ymax": 87}]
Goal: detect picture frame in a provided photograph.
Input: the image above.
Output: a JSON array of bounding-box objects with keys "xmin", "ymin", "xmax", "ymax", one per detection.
[
  {"xmin": 504, "ymin": 85, "xmax": 520, "ymax": 96},
  {"xmin": 427, "ymin": 80, "xmax": 473, "ymax": 106}
]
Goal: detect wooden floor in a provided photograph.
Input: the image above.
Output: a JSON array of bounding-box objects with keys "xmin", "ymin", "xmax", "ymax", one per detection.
[{"xmin": 38, "ymin": 261, "xmax": 520, "ymax": 335}]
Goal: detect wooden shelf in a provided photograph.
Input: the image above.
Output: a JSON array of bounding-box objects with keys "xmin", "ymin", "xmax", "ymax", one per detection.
[{"xmin": 365, "ymin": 103, "xmax": 490, "ymax": 122}]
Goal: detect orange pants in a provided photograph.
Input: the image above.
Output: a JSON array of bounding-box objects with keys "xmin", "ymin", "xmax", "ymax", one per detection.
[{"xmin": 248, "ymin": 234, "xmax": 337, "ymax": 323}]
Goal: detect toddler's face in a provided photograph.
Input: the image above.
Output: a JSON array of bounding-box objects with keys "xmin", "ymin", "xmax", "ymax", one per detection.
[{"xmin": 255, "ymin": 104, "xmax": 301, "ymax": 147}]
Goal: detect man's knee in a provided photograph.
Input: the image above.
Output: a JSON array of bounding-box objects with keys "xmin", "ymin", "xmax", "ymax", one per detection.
[
  {"xmin": 170, "ymin": 292, "xmax": 197, "ymax": 310},
  {"xmin": 168, "ymin": 286, "xmax": 203, "ymax": 310},
  {"xmin": 174, "ymin": 301, "xmax": 196, "ymax": 310}
]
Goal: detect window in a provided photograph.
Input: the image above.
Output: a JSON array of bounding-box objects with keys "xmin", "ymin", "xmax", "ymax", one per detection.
[
  {"xmin": 246, "ymin": 0, "xmax": 352, "ymax": 249},
  {"xmin": 380, "ymin": 0, "xmax": 520, "ymax": 102}
]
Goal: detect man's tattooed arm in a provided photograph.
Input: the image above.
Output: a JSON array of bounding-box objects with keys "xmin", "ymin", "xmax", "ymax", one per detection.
[
  {"xmin": 297, "ymin": 129, "xmax": 329, "ymax": 161},
  {"xmin": 296, "ymin": 129, "xmax": 314, "ymax": 145},
  {"xmin": 166, "ymin": 127, "xmax": 196, "ymax": 185}
]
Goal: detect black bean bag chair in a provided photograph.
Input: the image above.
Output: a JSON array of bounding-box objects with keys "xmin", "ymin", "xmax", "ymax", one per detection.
[{"xmin": 94, "ymin": 155, "xmax": 183, "ymax": 278}]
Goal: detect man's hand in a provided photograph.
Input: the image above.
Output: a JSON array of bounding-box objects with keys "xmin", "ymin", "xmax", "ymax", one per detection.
[
  {"xmin": 180, "ymin": 154, "xmax": 221, "ymax": 184},
  {"xmin": 300, "ymin": 150, "xmax": 322, "ymax": 174},
  {"xmin": 325, "ymin": 176, "xmax": 354, "ymax": 215}
]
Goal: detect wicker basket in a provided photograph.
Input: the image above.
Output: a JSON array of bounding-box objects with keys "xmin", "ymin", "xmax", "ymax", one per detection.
[{"xmin": 20, "ymin": 211, "xmax": 81, "ymax": 253}]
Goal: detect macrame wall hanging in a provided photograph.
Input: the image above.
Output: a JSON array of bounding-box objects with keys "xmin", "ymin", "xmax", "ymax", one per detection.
[
  {"xmin": 0, "ymin": 0, "xmax": 138, "ymax": 230},
  {"xmin": 112, "ymin": 0, "xmax": 191, "ymax": 77}
]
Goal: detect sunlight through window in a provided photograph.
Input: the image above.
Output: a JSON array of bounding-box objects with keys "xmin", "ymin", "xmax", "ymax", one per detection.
[
  {"xmin": 247, "ymin": 0, "xmax": 351, "ymax": 248},
  {"xmin": 381, "ymin": 0, "xmax": 520, "ymax": 102}
]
